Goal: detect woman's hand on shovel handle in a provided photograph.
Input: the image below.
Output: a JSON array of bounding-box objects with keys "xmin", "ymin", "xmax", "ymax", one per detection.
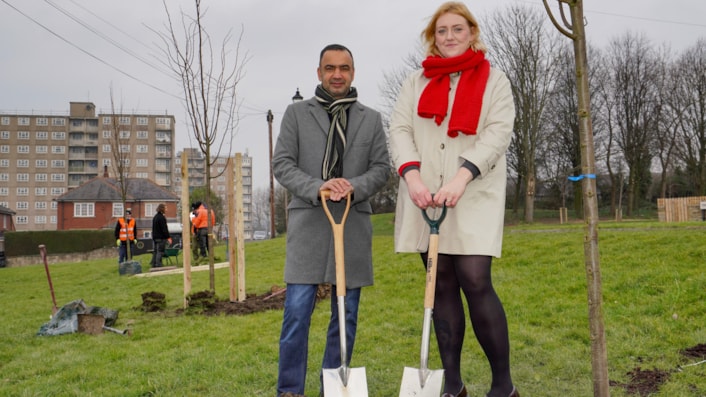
[{"xmin": 320, "ymin": 178, "xmax": 353, "ymax": 201}]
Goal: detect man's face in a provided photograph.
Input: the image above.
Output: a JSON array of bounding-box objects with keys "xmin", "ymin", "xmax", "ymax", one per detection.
[{"xmin": 317, "ymin": 50, "xmax": 355, "ymax": 99}]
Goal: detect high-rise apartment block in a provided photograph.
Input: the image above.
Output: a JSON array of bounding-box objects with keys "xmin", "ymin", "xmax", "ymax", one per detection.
[{"xmin": 1, "ymin": 102, "xmax": 175, "ymax": 231}]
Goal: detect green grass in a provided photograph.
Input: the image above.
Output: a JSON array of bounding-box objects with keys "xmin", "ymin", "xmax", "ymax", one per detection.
[{"xmin": 1, "ymin": 214, "xmax": 705, "ymax": 396}]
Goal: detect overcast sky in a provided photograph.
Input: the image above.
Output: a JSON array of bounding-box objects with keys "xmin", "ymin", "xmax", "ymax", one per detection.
[{"xmin": 1, "ymin": 0, "xmax": 705, "ymax": 190}]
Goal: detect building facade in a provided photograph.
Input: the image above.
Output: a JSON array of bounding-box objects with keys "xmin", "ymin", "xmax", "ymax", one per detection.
[{"xmin": 0, "ymin": 102, "xmax": 175, "ymax": 231}]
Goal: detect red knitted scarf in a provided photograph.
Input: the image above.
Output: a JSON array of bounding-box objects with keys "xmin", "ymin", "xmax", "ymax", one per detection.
[{"xmin": 418, "ymin": 49, "xmax": 490, "ymax": 137}]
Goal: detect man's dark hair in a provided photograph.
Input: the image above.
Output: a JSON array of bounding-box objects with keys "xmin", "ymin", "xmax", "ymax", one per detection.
[{"xmin": 319, "ymin": 44, "xmax": 354, "ymax": 65}]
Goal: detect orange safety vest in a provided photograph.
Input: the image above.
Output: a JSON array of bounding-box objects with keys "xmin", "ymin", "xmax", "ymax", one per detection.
[
  {"xmin": 118, "ymin": 218, "xmax": 136, "ymax": 241},
  {"xmin": 192, "ymin": 207, "xmax": 216, "ymax": 229}
]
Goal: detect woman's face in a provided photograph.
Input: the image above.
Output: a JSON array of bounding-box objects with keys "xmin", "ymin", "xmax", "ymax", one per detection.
[{"xmin": 434, "ymin": 12, "xmax": 475, "ymax": 58}]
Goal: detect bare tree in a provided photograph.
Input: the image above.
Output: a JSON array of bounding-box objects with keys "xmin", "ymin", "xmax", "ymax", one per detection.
[
  {"xmin": 670, "ymin": 38, "xmax": 706, "ymax": 195},
  {"xmin": 107, "ymin": 87, "xmax": 134, "ymax": 259},
  {"xmin": 378, "ymin": 49, "xmax": 424, "ymax": 130},
  {"xmin": 604, "ymin": 33, "xmax": 663, "ymax": 215},
  {"xmin": 157, "ymin": 0, "xmax": 246, "ymax": 291},
  {"xmin": 484, "ymin": 4, "xmax": 562, "ymax": 222}
]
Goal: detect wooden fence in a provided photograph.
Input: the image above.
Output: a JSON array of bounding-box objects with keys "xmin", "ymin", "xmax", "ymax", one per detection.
[{"xmin": 657, "ymin": 196, "xmax": 706, "ymax": 222}]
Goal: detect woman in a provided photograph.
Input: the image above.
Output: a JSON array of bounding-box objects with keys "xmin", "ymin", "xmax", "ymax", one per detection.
[{"xmin": 389, "ymin": 2, "xmax": 518, "ymax": 397}]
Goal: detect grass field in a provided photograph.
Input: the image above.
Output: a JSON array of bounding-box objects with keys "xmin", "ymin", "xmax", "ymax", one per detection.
[{"xmin": 1, "ymin": 213, "xmax": 704, "ymax": 396}]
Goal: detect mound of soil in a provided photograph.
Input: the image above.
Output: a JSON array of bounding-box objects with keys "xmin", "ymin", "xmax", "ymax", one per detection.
[{"xmin": 139, "ymin": 285, "xmax": 332, "ymax": 316}]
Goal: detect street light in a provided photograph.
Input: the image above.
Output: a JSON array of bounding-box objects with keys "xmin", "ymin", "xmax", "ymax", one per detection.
[
  {"xmin": 282, "ymin": 88, "xmax": 303, "ymax": 231},
  {"xmin": 292, "ymin": 88, "xmax": 303, "ymax": 103},
  {"xmin": 267, "ymin": 109, "xmax": 275, "ymax": 239}
]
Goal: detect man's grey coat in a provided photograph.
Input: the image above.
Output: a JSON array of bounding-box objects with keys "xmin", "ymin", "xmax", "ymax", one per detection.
[{"xmin": 273, "ymin": 97, "xmax": 390, "ymax": 288}]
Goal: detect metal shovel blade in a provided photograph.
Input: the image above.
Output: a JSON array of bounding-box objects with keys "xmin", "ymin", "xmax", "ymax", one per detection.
[
  {"xmin": 399, "ymin": 366, "xmax": 444, "ymax": 397},
  {"xmin": 323, "ymin": 366, "xmax": 369, "ymax": 397}
]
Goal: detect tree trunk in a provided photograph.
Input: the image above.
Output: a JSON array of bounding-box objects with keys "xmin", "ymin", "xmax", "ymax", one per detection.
[{"xmin": 542, "ymin": 1, "xmax": 609, "ymax": 395}]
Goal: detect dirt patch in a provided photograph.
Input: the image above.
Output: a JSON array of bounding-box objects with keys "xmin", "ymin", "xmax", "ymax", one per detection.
[
  {"xmin": 680, "ymin": 343, "xmax": 706, "ymax": 360},
  {"xmin": 610, "ymin": 367, "xmax": 671, "ymax": 396},
  {"xmin": 139, "ymin": 285, "xmax": 332, "ymax": 316},
  {"xmin": 609, "ymin": 344, "xmax": 706, "ymax": 395}
]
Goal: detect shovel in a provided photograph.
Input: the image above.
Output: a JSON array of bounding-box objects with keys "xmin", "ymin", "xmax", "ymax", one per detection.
[
  {"xmin": 399, "ymin": 202, "xmax": 447, "ymax": 397},
  {"xmin": 321, "ymin": 190, "xmax": 369, "ymax": 397},
  {"xmin": 38, "ymin": 245, "xmax": 59, "ymax": 317}
]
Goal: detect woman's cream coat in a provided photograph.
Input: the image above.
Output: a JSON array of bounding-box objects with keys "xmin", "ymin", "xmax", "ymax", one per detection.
[{"xmin": 389, "ymin": 67, "xmax": 515, "ymax": 256}]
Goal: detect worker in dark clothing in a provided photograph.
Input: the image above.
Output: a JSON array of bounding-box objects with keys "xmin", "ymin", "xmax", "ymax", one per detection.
[{"xmin": 150, "ymin": 204, "xmax": 172, "ymax": 267}]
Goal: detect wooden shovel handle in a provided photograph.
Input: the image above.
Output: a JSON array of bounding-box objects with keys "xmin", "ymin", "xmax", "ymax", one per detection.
[
  {"xmin": 320, "ymin": 191, "xmax": 351, "ymax": 298},
  {"xmin": 422, "ymin": 203, "xmax": 446, "ymax": 310}
]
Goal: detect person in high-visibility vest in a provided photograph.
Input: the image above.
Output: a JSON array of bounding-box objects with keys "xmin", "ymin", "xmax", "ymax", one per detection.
[
  {"xmin": 191, "ymin": 202, "xmax": 216, "ymax": 259},
  {"xmin": 114, "ymin": 209, "xmax": 138, "ymax": 264}
]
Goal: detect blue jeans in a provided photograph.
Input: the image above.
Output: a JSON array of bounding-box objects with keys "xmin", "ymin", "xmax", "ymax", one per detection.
[{"xmin": 277, "ymin": 283, "xmax": 361, "ymax": 395}]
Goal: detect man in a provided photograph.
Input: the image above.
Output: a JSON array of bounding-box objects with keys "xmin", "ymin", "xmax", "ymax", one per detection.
[
  {"xmin": 150, "ymin": 204, "xmax": 172, "ymax": 268},
  {"xmin": 114, "ymin": 209, "xmax": 137, "ymax": 264},
  {"xmin": 272, "ymin": 44, "xmax": 390, "ymax": 397},
  {"xmin": 191, "ymin": 201, "xmax": 216, "ymax": 259}
]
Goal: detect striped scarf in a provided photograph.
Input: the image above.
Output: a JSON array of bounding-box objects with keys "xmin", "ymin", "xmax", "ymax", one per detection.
[{"xmin": 315, "ymin": 85, "xmax": 358, "ymax": 180}]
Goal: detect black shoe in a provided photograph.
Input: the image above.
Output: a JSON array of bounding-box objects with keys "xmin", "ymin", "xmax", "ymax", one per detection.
[{"xmin": 443, "ymin": 385, "xmax": 467, "ymax": 397}]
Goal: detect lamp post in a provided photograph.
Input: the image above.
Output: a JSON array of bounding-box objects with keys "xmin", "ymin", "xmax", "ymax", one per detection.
[
  {"xmin": 267, "ymin": 109, "xmax": 275, "ymax": 240},
  {"xmin": 292, "ymin": 88, "xmax": 303, "ymax": 103},
  {"xmin": 283, "ymin": 88, "xmax": 303, "ymax": 230}
]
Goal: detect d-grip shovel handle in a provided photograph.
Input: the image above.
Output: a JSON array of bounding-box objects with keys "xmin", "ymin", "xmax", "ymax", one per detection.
[
  {"xmin": 321, "ymin": 190, "xmax": 351, "ymax": 298},
  {"xmin": 422, "ymin": 201, "xmax": 447, "ymax": 310}
]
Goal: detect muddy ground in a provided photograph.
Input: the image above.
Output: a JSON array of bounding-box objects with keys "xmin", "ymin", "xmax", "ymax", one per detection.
[{"xmin": 138, "ymin": 289, "xmax": 705, "ymax": 396}]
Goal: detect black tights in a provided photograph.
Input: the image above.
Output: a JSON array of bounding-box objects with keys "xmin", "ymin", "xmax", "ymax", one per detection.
[{"xmin": 421, "ymin": 253, "xmax": 514, "ymax": 397}]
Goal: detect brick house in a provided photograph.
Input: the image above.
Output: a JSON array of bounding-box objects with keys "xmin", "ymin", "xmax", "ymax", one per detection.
[
  {"xmin": 0, "ymin": 205, "xmax": 16, "ymax": 234},
  {"xmin": 55, "ymin": 175, "xmax": 180, "ymax": 238}
]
